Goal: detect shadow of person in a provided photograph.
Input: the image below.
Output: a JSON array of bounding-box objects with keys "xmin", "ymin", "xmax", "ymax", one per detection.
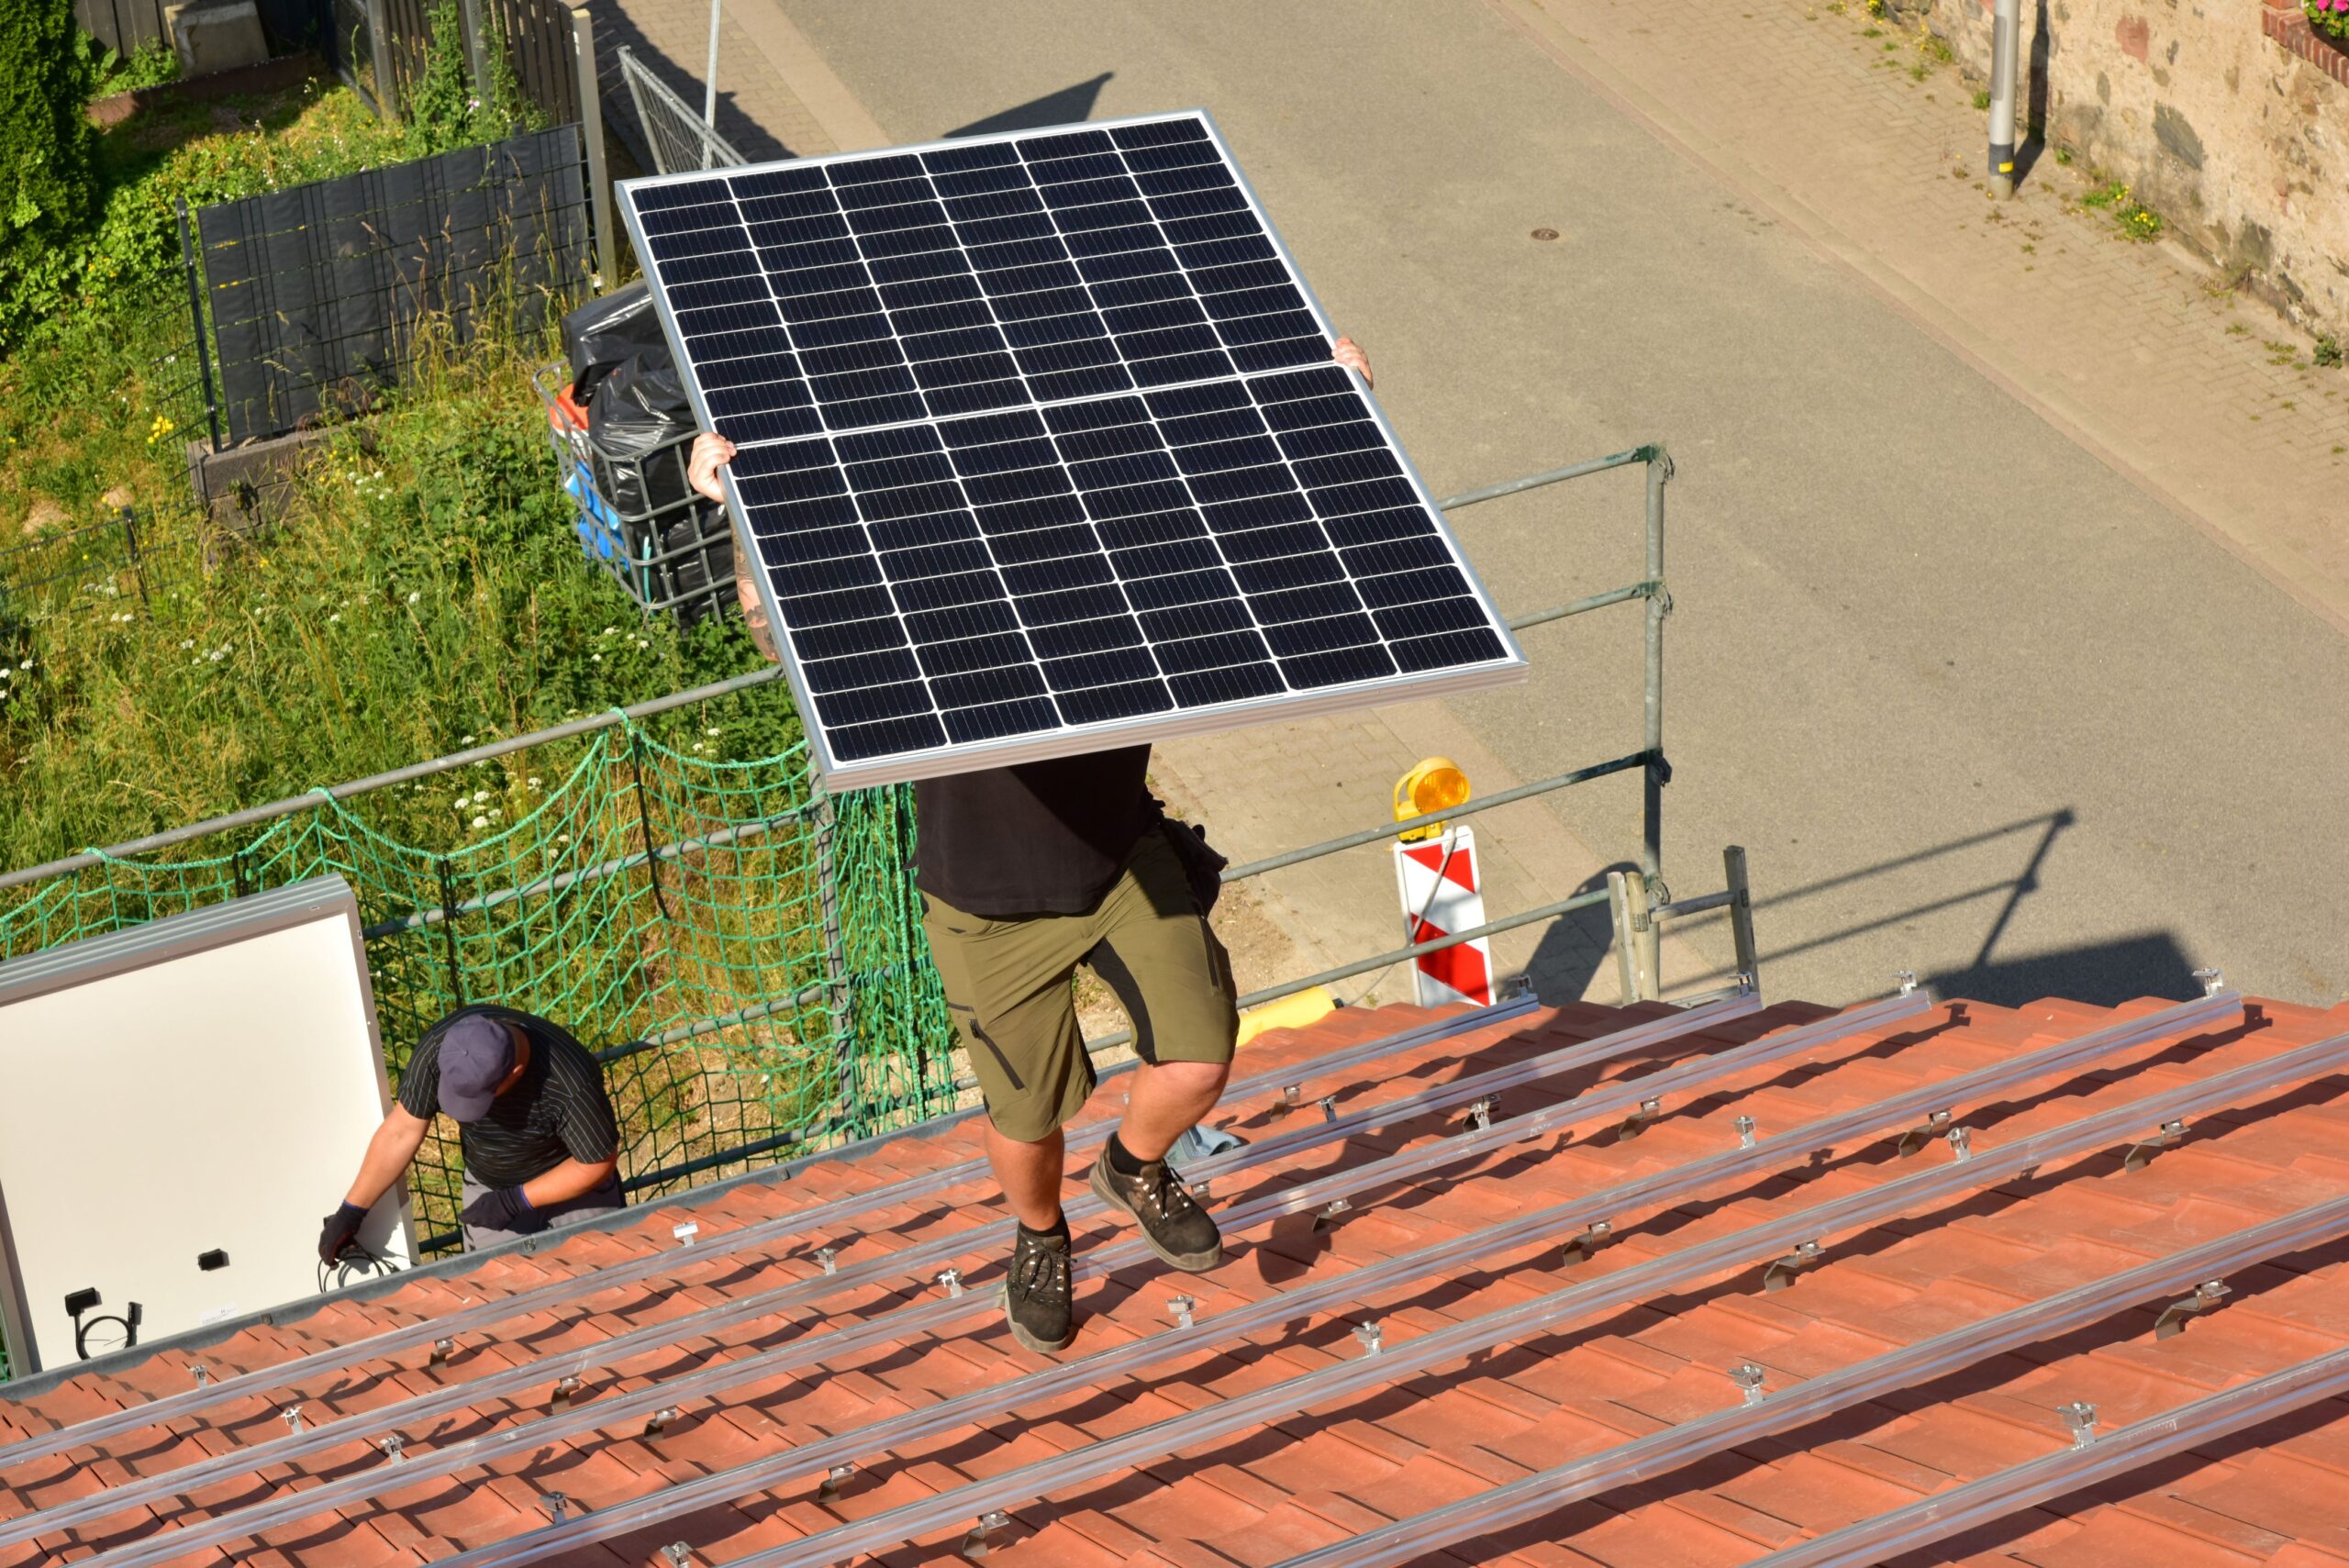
[{"xmin": 1520, "ymin": 863, "xmax": 1631, "ymax": 1006}]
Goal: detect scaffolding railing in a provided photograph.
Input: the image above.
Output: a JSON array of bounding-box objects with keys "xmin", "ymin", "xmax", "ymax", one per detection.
[{"xmin": 614, "ymin": 46, "xmax": 746, "ymax": 176}]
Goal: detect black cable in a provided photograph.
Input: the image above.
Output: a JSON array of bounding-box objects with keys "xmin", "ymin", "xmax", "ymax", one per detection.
[
  {"xmin": 317, "ymin": 1235, "xmax": 400, "ymax": 1294},
  {"xmin": 73, "ymin": 1304, "xmax": 139, "ymax": 1361}
]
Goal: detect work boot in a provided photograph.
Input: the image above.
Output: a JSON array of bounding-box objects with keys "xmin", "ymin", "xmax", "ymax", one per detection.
[
  {"xmin": 1090, "ymin": 1142, "xmax": 1222, "ymax": 1273},
  {"xmin": 1000, "ymin": 1222, "xmax": 1074, "ymax": 1353}
]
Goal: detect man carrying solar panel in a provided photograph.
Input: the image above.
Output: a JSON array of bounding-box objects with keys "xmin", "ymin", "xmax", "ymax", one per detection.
[{"xmin": 688, "ymin": 340, "xmax": 1373, "ymax": 1353}]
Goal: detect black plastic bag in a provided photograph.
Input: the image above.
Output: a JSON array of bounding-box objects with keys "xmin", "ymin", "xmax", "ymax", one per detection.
[
  {"xmin": 587, "ymin": 351, "xmax": 696, "ymax": 517},
  {"xmin": 562, "ymin": 282, "xmax": 669, "ymax": 403}
]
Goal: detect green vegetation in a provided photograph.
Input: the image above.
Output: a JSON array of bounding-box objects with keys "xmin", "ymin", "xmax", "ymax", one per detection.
[
  {"xmin": 0, "ymin": 0, "xmax": 105, "ymax": 351},
  {"xmin": 90, "ymin": 39, "xmax": 181, "ymax": 97},
  {"xmin": 2315, "ymin": 334, "xmax": 2343, "ymax": 370},
  {"xmin": 2081, "ymin": 180, "xmax": 2162, "ymax": 242},
  {"xmin": 1973, "ymin": 88, "xmax": 1992, "ymax": 110}
]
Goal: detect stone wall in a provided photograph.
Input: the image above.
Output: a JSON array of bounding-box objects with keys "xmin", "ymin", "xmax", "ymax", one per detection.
[{"xmin": 1883, "ymin": 0, "xmax": 2349, "ymax": 341}]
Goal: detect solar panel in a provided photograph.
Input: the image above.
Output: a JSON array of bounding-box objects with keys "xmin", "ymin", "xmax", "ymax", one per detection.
[{"xmin": 617, "ymin": 110, "xmax": 1526, "ymax": 787}]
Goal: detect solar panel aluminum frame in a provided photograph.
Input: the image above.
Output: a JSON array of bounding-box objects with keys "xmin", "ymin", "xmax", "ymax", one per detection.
[{"xmin": 616, "ymin": 109, "xmax": 1529, "ymax": 790}]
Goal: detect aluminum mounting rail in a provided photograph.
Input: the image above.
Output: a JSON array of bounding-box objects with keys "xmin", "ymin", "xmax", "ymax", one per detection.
[
  {"xmin": 412, "ymin": 989, "xmax": 2242, "ymax": 1567},
  {"xmin": 1748, "ymin": 1340, "xmax": 2349, "ymax": 1568},
  {"xmin": 24, "ymin": 992, "xmax": 1748, "ymax": 1546},
  {"xmin": 687, "ymin": 1021, "xmax": 2349, "ymax": 1568},
  {"xmin": 1274, "ymin": 1191, "xmax": 2349, "ymax": 1566},
  {"xmin": 0, "ymin": 995, "xmax": 1538, "ymax": 1473},
  {"xmin": 58, "ymin": 994, "xmax": 1883, "ymax": 1567}
]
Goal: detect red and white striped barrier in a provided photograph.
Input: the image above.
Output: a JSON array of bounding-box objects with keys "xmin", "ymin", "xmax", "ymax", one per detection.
[{"xmin": 1392, "ymin": 827, "xmax": 1494, "ymax": 1006}]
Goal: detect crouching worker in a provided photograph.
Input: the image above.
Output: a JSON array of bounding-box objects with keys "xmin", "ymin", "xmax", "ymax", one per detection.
[{"xmin": 320, "ymin": 1006, "xmax": 626, "ymax": 1258}]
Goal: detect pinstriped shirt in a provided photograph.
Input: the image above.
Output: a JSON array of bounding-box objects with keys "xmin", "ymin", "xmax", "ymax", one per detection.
[{"xmin": 395, "ymin": 1006, "xmax": 621, "ymax": 1188}]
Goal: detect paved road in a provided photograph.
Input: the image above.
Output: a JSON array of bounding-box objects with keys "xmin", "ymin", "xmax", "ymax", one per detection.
[{"xmin": 780, "ymin": 0, "xmax": 2349, "ymax": 1010}]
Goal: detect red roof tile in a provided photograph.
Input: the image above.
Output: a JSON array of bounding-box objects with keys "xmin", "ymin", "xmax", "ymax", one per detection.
[{"xmin": 5, "ymin": 991, "xmax": 2348, "ymax": 1568}]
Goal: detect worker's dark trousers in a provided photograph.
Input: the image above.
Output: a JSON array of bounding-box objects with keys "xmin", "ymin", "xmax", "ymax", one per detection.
[{"xmin": 459, "ymin": 1172, "xmax": 625, "ymax": 1250}]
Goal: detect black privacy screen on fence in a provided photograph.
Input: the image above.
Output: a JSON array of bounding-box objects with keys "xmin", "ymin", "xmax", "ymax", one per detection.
[{"xmin": 194, "ymin": 125, "xmax": 592, "ymax": 446}]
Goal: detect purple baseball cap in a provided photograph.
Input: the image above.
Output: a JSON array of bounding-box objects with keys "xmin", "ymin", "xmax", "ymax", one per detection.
[{"xmin": 438, "ymin": 1015, "xmax": 518, "ymax": 1121}]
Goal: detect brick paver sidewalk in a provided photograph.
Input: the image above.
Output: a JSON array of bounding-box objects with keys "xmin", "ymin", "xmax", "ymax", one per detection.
[
  {"xmin": 584, "ymin": 0, "xmax": 882, "ymax": 169},
  {"xmin": 1493, "ymin": 0, "xmax": 2349, "ymax": 635}
]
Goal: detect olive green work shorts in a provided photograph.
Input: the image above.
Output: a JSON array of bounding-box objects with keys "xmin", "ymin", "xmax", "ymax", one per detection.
[{"xmin": 920, "ymin": 828, "xmax": 1240, "ymax": 1143}]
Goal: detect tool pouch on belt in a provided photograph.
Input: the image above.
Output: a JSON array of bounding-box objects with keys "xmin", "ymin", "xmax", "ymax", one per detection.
[{"xmin": 1159, "ymin": 817, "xmax": 1229, "ymax": 917}]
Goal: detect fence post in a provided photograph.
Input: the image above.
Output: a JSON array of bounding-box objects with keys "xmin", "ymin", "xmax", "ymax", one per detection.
[
  {"xmin": 571, "ymin": 7, "xmax": 618, "ymax": 286},
  {"xmin": 459, "ymin": 0, "xmax": 490, "ymax": 95},
  {"xmin": 1723, "ymin": 844, "xmax": 1759, "ymax": 989},
  {"xmin": 174, "ymin": 199, "xmax": 224, "ymax": 454},
  {"xmin": 703, "ymin": 0, "xmax": 722, "ymax": 128},
  {"xmin": 365, "ymin": 0, "xmax": 397, "ymax": 115},
  {"xmin": 1642, "ymin": 448, "xmax": 1671, "ymax": 904},
  {"xmin": 118, "ymin": 506, "xmax": 150, "ymax": 607},
  {"xmin": 810, "ymin": 793, "xmax": 856, "ymax": 1115}
]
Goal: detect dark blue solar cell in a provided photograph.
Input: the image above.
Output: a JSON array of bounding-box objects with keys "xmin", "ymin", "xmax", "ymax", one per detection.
[
  {"xmin": 774, "ymin": 552, "xmax": 885, "ymax": 596},
  {"xmin": 756, "ymin": 524, "xmax": 869, "ymax": 568},
  {"xmin": 933, "ymin": 663, "xmax": 1049, "ymax": 711},
  {"xmin": 1146, "ymin": 381, "xmax": 1252, "ymax": 419},
  {"xmin": 1220, "ymin": 309, "xmax": 1324, "ymax": 348},
  {"xmin": 1185, "ymin": 463, "xmax": 1293, "ymax": 506},
  {"xmin": 730, "ymin": 436, "xmax": 837, "ymax": 475},
  {"xmin": 959, "ymin": 212, "xmax": 1061, "ymax": 248},
  {"xmin": 1021, "ymin": 128, "xmax": 1119, "ymax": 160},
  {"xmin": 668, "ymin": 275, "xmax": 773, "ymax": 313},
  {"xmin": 1003, "ymin": 554, "xmax": 1115, "ymax": 597},
  {"xmin": 1374, "ymin": 596, "xmax": 1490, "ymax": 641},
  {"xmin": 1116, "ymin": 539, "xmax": 1224, "ymax": 579},
  {"xmin": 829, "ymin": 713, "xmax": 949, "ymax": 762},
  {"xmin": 699, "ymin": 351, "xmax": 803, "ymax": 389},
  {"xmin": 1276, "ymin": 419, "xmax": 1383, "ymax": 461},
  {"xmin": 1120, "ymin": 139, "xmax": 1220, "ymax": 172},
  {"xmin": 1052, "ymin": 423, "xmax": 1160, "ymax": 463},
  {"xmin": 1055, "ymin": 680, "xmax": 1173, "ymax": 723},
  {"xmin": 827, "ymin": 152, "xmax": 925, "ymax": 184},
  {"xmin": 930, "ymin": 170, "xmax": 1028, "ymax": 202},
  {"xmin": 979, "ymin": 261, "xmax": 1085, "ymax": 296},
  {"xmin": 844, "ymin": 450, "xmax": 952, "ymax": 491},
  {"xmin": 740, "ymin": 462, "xmax": 846, "ymax": 501},
  {"xmin": 749, "ymin": 218, "xmax": 855, "ymax": 256},
  {"xmin": 1042, "ymin": 395, "xmax": 1148, "ymax": 433},
  {"xmin": 942, "ymin": 190, "xmax": 1048, "ymax": 223},
  {"xmin": 830, "ymin": 176, "xmax": 933, "ymax": 210},
  {"xmin": 800, "ymin": 339, "xmax": 908, "ymax": 378},
  {"xmin": 970, "ymin": 237, "xmax": 1074, "ymax": 272},
  {"xmin": 652, "ymin": 223, "xmax": 757, "ymax": 258},
  {"xmin": 1323, "ymin": 509, "xmax": 1439, "ymax": 551},
  {"xmin": 1088, "ymin": 272, "xmax": 1193, "ymax": 308},
  {"xmin": 949, "ymin": 435, "xmax": 1058, "ymax": 475},
  {"xmin": 635, "ymin": 177, "xmax": 732, "ymax": 211},
  {"xmin": 907, "ymin": 599, "xmax": 1022, "ymax": 644},
  {"xmin": 819, "ymin": 642, "xmax": 946, "ymax": 695},
  {"xmin": 862, "ymin": 481, "xmax": 968, "ymax": 521},
  {"xmin": 869, "ymin": 511, "xmax": 978, "ymax": 553},
  {"xmin": 961, "ymin": 465, "xmax": 1073, "ymax": 506},
  {"xmin": 740, "ymin": 494, "xmax": 859, "ymax": 532},
  {"xmin": 1168, "ymin": 662, "xmax": 1284, "ymax": 707},
  {"xmin": 1231, "ymin": 552, "xmax": 1344, "ymax": 594},
  {"xmin": 778, "ymin": 584, "xmax": 894, "ymax": 628},
  {"xmin": 892, "ymin": 300, "xmax": 997, "ymax": 336},
  {"xmin": 1069, "ymin": 451, "xmax": 1179, "ymax": 490},
  {"xmin": 1029, "ymin": 366, "xmax": 1134, "ymax": 401},
  {"xmin": 825, "ymin": 392, "xmax": 932, "ymax": 428},
  {"xmin": 975, "ymin": 494, "xmax": 1086, "ymax": 534},
  {"xmin": 812, "ymin": 677, "xmax": 933, "ymax": 726},
  {"xmin": 1045, "ymin": 648, "xmax": 1161, "ymax": 691},
  {"xmin": 1283, "ymin": 644, "xmax": 1398, "ymax": 688},
  {"xmin": 922, "ymin": 378, "xmax": 1030, "ymax": 417},
  {"xmin": 1295, "ymin": 450, "xmax": 1405, "ymax": 492},
  {"xmin": 1080, "ymin": 248, "xmax": 1184, "ymax": 284},
  {"xmin": 658, "ymin": 251, "xmax": 762, "ymax": 286},
  {"xmin": 1341, "ymin": 536, "xmax": 1457, "ymax": 578},
  {"xmin": 1014, "ymin": 338, "xmax": 1123, "ymax": 375},
  {"xmin": 1019, "ymin": 584, "xmax": 1131, "ymax": 626},
  {"xmin": 1162, "ymin": 211, "xmax": 1262, "ymax": 248},
  {"xmin": 922, "ymin": 141, "xmax": 1020, "ymax": 173},
  {"xmin": 993, "ymin": 287, "xmax": 1096, "ymax": 321},
  {"xmin": 998, "ymin": 312, "xmax": 1107, "ymax": 349},
  {"xmin": 1041, "ymin": 177, "xmax": 1143, "ymax": 211},
  {"xmin": 1155, "ymin": 630, "xmax": 1271, "ymax": 675},
  {"xmin": 862, "ymin": 224, "xmax": 960, "ymax": 259},
  {"xmin": 1262, "ymin": 614, "xmax": 1379, "ymax": 659},
  {"xmin": 1124, "ymin": 569, "xmax": 1239, "ymax": 612},
  {"xmin": 1152, "ymin": 187, "xmax": 1250, "ymax": 221},
  {"xmin": 989, "ymin": 523, "xmax": 1097, "ymax": 564},
  {"xmin": 715, "ymin": 406, "xmax": 824, "ymax": 442},
  {"xmin": 1140, "ymin": 599, "xmax": 1253, "ymax": 644},
  {"xmin": 774, "ymin": 286, "xmax": 884, "ymax": 323},
  {"xmin": 1248, "ymin": 583, "xmax": 1366, "ymax": 624},
  {"xmin": 1176, "ymin": 236, "xmax": 1277, "ymax": 271},
  {"xmin": 891, "ymin": 570, "xmax": 1008, "ymax": 615},
  {"xmin": 1216, "ymin": 522, "xmax": 1326, "ymax": 564},
  {"xmin": 916, "ymin": 632, "xmax": 1035, "ymax": 678},
  {"xmin": 1136, "ymin": 164, "xmax": 1237, "ymax": 197},
  {"xmin": 941, "ymin": 408, "xmax": 1051, "ymax": 447},
  {"xmin": 792, "ymin": 615, "xmax": 912, "ymax": 662},
  {"xmin": 941, "ymin": 697, "xmax": 1062, "ymax": 744},
  {"xmin": 1129, "ymin": 350, "xmax": 1234, "ymax": 386},
  {"xmin": 1094, "ymin": 509, "xmax": 1208, "ymax": 551},
  {"xmin": 865, "ymin": 249, "xmax": 975, "ymax": 285},
  {"xmin": 810, "ymin": 366, "xmax": 920, "ymax": 405},
  {"xmin": 1085, "ymin": 479, "xmax": 1196, "ymax": 519},
  {"xmin": 1027, "ymin": 151, "xmax": 1128, "ymax": 184},
  {"xmin": 834, "ymin": 424, "xmax": 941, "ymax": 462},
  {"xmin": 1103, "ymin": 300, "xmax": 1208, "ymax": 337},
  {"xmin": 1062, "ymin": 223, "xmax": 1165, "ymax": 259},
  {"xmin": 790, "ymin": 313, "xmax": 895, "ymax": 349},
  {"xmin": 1027, "ymin": 615, "xmax": 1145, "ymax": 659},
  {"xmin": 1198, "ymin": 283, "xmax": 1304, "ymax": 320},
  {"xmin": 1391, "ymin": 628, "xmax": 1506, "ymax": 673},
  {"xmin": 1109, "ymin": 118, "xmax": 1210, "ymax": 149},
  {"xmin": 1251, "ymin": 363, "xmax": 1353, "ymax": 403},
  {"xmin": 901, "ymin": 326, "xmax": 1011, "ymax": 362},
  {"xmin": 1171, "ymin": 435, "xmax": 1284, "ymax": 474}
]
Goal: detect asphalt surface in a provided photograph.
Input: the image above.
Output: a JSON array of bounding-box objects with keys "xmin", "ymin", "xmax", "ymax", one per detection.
[{"xmin": 782, "ymin": 0, "xmax": 2349, "ymax": 1009}]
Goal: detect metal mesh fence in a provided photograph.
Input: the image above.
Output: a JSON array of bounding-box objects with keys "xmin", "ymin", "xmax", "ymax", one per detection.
[
  {"xmin": 615, "ymin": 47, "xmax": 746, "ymax": 175},
  {"xmin": 0, "ymin": 503, "xmax": 216, "ymax": 631},
  {"xmin": 0, "ymin": 717, "xmax": 955, "ymax": 1260}
]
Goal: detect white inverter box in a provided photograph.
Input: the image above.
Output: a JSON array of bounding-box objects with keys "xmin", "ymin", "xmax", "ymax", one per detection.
[{"xmin": 0, "ymin": 876, "xmax": 412, "ymax": 1373}]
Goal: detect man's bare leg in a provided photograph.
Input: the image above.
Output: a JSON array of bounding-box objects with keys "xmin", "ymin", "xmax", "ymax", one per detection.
[
  {"xmin": 985, "ymin": 1122, "xmax": 1068, "ymax": 1229},
  {"xmin": 1117, "ymin": 1059, "xmax": 1230, "ymax": 1162}
]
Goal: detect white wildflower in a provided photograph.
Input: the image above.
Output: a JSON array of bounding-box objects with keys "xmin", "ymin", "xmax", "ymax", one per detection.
[
  {"xmin": 526, "ymin": 775, "xmax": 542, "ymax": 789},
  {"xmin": 328, "ymin": 613, "xmax": 341, "ymax": 624},
  {"xmin": 705, "ymin": 727, "xmax": 720, "ymax": 737},
  {"xmin": 460, "ymin": 734, "xmax": 476, "ymax": 745},
  {"xmin": 406, "ymin": 591, "xmax": 420, "ymax": 605},
  {"xmin": 486, "ymin": 808, "xmax": 502, "ymax": 821},
  {"xmin": 471, "ymin": 815, "xmax": 488, "ymax": 828},
  {"xmin": 591, "ymin": 652, "xmax": 602, "ymax": 662}
]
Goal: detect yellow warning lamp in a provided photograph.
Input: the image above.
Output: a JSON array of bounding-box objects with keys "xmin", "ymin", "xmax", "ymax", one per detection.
[{"xmin": 1393, "ymin": 757, "xmax": 1470, "ymax": 843}]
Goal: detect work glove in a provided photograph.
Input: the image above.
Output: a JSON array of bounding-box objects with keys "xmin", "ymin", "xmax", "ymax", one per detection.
[
  {"xmin": 317, "ymin": 1202, "xmax": 367, "ymax": 1264},
  {"xmin": 460, "ymin": 1185, "xmax": 544, "ymax": 1235},
  {"xmin": 1160, "ymin": 817, "xmax": 1229, "ymax": 917}
]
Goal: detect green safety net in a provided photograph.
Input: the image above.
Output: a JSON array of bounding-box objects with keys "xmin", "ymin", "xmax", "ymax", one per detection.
[{"xmin": 0, "ymin": 715, "xmax": 957, "ymax": 1309}]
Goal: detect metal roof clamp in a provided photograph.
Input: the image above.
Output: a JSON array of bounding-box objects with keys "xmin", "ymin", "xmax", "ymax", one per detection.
[
  {"xmin": 1464, "ymin": 1095, "xmax": 1497, "ymax": 1134},
  {"xmin": 551, "ymin": 1374, "xmax": 584, "ymax": 1410},
  {"xmin": 1616, "ymin": 1096, "xmax": 1663, "ymax": 1140},
  {"xmin": 379, "ymin": 1432, "xmax": 405, "ymax": 1463},
  {"xmin": 543, "ymin": 1491, "xmax": 577, "ymax": 1525},
  {"xmin": 1729, "ymin": 1362, "xmax": 1768, "ymax": 1407},
  {"xmin": 1764, "ymin": 1239, "xmax": 1824, "ymax": 1293},
  {"xmin": 2123, "ymin": 1118, "xmax": 2188, "ymax": 1173},
  {"xmin": 1898, "ymin": 1108, "xmax": 1954, "ymax": 1157},
  {"xmin": 816, "ymin": 1246, "xmax": 838, "ymax": 1276},
  {"xmin": 816, "ymin": 1462, "xmax": 857, "ymax": 1502},
  {"xmin": 2155, "ymin": 1279, "xmax": 2232, "ymax": 1340},
  {"xmin": 1353, "ymin": 1321, "xmax": 1385, "ymax": 1356},
  {"xmin": 1895, "ymin": 970, "xmax": 1920, "ymax": 996},
  {"xmin": 641, "ymin": 1406, "xmax": 680, "ymax": 1439},
  {"xmin": 1735, "ymin": 1115, "xmax": 1757, "ymax": 1150},
  {"xmin": 1193, "ymin": 1176, "xmax": 1213, "ymax": 1205},
  {"xmin": 672, "ymin": 1221, "xmax": 699, "ymax": 1247},
  {"xmin": 2192, "ymin": 967, "xmax": 2226, "ymax": 997},
  {"xmin": 2059, "ymin": 1400, "xmax": 2099, "ymax": 1449},
  {"xmin": 279, "ymin": 1404, "xmax": 306, "ymax": 1435},
  {"xmin": 1946, "ymin": 1126, "xmax": 1975, "ymax": 1162},
  {"xmin": 1274, "ymin": 1084, "xmax": 1302, "ymax": 1116},
  {"xmin": 429, "ymin": 1337, "xmax": 458, "ymax": 1368},
  {"xmin": 962, "ymin": 1508, "xmax": 1012, "ymax": 1559},
  {"xmin": 1167, "ymin": 1295, "xmax": 1197, "ymax": 1330},
  {"xmin": 191, "ymin": 1365, "xmax": 211, "ymax": 1387},
  {"xmin": 937, "ymin": 1268, "xmax": 966, "ymax": 1299},
  {"xmin": 662, "ymin": 1546, "xmax": 694, "ymax": 1567},
  {"xmin": 1319, "ymin": 1095, "xmax": 1340, "ymax": 1125},
  {"xmin": 1312, "ymin": 1195, "xmax": 1353, "ymax": 1233},
  {"xmin": 1561, "ymin": 1219, "xmax": 1616, "ymax": 1267}
]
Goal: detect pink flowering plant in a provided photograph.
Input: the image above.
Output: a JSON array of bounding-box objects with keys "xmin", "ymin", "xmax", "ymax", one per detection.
[{"xmin": 2310, "ymin": 0, "xmax": 2349, "ymax": 42}]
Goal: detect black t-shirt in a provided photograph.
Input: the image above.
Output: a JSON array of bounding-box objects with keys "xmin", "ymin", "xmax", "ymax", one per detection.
[
  {"xmin": 913, "ymin": 746, "xmax": 1160, "ymax": 917},
  {"xmin": 396, "ymin": 1006, "xmax": 621, "ymax": 1188}
]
